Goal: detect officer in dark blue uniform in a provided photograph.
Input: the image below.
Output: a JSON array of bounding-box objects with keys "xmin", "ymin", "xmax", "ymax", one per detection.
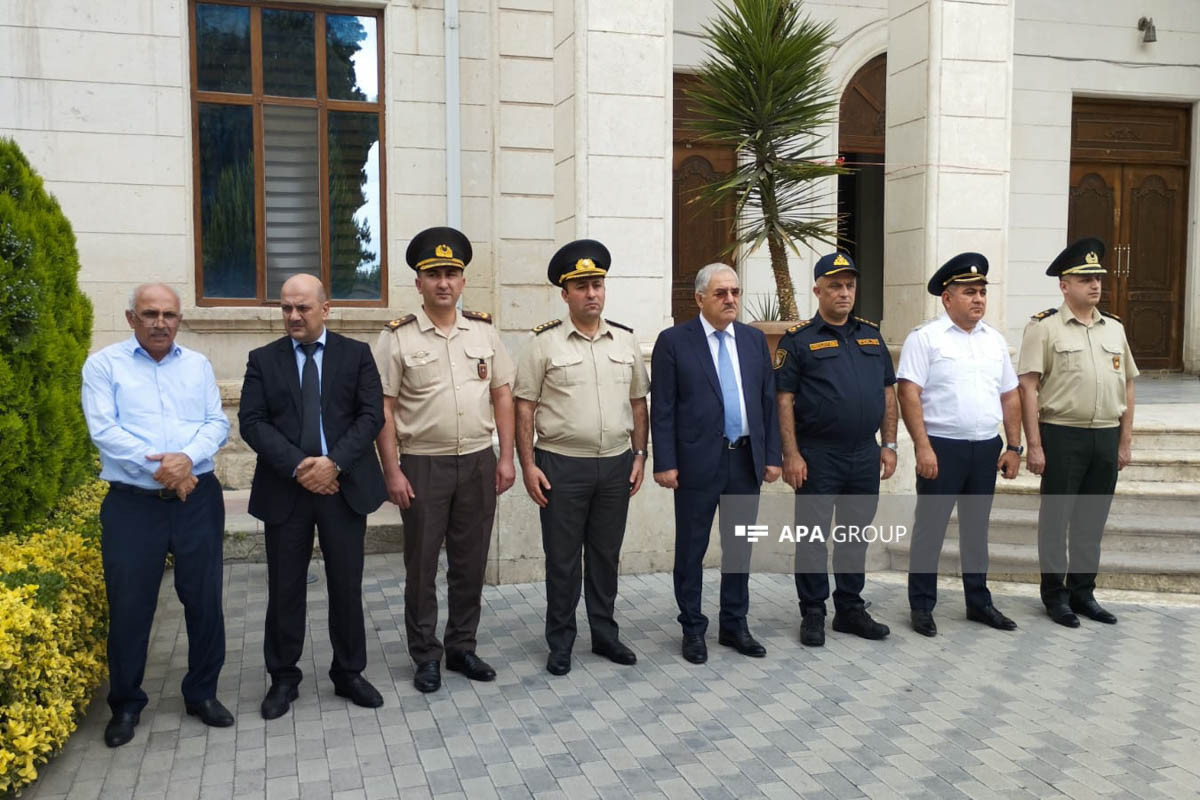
[{"xmin": 775, "ymin": 252, "xmax": 900, "ymax": 646}]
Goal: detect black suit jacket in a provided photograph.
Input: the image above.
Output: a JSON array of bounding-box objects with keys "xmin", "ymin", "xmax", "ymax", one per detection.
[
  {"xmin": 650, "ymin": 318, "xmax": 782, "ymax": 490},
  {"xmin": 239, "ymin": 331, "xmax": 387, "ymax": 524}
]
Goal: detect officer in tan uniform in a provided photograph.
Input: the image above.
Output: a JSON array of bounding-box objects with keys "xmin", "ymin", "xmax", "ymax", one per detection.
[
  {"xmin": 373, "ymin": 226, "xmax": 516, "ymax": 693},
  {"xmin": 513, "ymin": 240, "xmax": 650, "ymax": 676},
  {"xmin": 1017, "ymin": 237, "xmax": 1137, "ymax": 628}
]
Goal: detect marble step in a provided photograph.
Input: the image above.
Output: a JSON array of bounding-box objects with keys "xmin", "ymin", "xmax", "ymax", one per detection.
[{"xmin": 942, "ymin": 507, "xmax": 1200, "ymax": 556}]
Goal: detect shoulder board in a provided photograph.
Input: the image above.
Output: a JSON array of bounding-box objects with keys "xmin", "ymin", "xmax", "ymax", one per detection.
[
  {"xmin": 1030, "ymin": 307, "xmax": 1059, "ymax": 321},
  {"xmin": 786, "ymin": 319, "xmax": 812, "ymax": 334},
  {"xmin": 532, "ymin": 319, "xmax": 562, "ymax": 335},
  {"xmin": 1099, "ymin": 310, "xmax": 1122, "ymax": 322},
  {"xmin": 385, "ymin": 314, "xmax": 416, "ymax": 330},
  {"xmin": 462, "ymin": 309, "xmax": 493, "ymax": 324},
  {"xmin": 854, "ymin": 316, "xmax": 879, "ymax": 329},
  {"xmin": 605, "ymin": 318, "xmax": 633, "ymax": 333}
]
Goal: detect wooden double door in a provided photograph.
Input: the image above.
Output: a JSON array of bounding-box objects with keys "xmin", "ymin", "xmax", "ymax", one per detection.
[{"xmin": 1068, "ymin": 100, "xmax": 1191, "ymax": 370}]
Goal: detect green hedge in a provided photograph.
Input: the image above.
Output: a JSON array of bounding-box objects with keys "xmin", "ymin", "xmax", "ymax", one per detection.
[{"xmin": 0, "ymin": 138, "xmax": 94, "ymax": 528}]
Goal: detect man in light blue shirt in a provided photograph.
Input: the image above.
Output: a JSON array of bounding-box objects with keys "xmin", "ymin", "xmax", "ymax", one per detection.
[{"xmin": 81, "ymin": 283, "xmax": 233, "ymax": 747}]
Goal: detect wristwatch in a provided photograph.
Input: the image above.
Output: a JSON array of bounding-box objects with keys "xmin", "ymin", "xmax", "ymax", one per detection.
[
  {"xmin": 882, "ymin": 442, "xmax": 898, "ymax": 452},
  {"xmin": 632, "ymin": 449, "xmax": 648, "ymax": 457},
  {"xmin": 1005, "ymin": 444, "xmax": 1024, "ymax": 455}
]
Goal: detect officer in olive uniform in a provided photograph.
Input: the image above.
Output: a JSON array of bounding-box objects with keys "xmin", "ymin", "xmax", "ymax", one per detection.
[
  {"xmin": 513, "ymin": 240, "xmax": 650, "ymax": 676},
  {"xmin": 775, "ymin": 253, "xmax": 899, "ymax": 647},
  {"xmin": 373, "ymin": 226, "xmax": 517, "ymax": 692},
  {"xmin": 1017, "ymin": 237, "xmax": 1138, "ymax": 628}
]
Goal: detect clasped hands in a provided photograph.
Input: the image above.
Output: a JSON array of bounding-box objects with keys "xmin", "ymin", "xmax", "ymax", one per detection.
[
  {"xmin": 147, "ymin": 452, "xmax": 197, "ymax": 500},
  {"xmin": 296, "ymin": 456, "xmax": 340, "ymax": 494}
]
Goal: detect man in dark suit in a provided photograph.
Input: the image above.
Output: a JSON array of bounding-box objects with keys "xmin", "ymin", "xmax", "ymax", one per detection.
[
  {"xmin": 240, "ymin": 273, "xmax": 388, "ymax": 719},
  {"xmin": 651, "ymin": 263, "xmax": 782, "ymax": 664}
]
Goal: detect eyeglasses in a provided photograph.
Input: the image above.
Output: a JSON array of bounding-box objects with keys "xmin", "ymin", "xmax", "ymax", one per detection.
[
  {"xmin": 134, "ymin": 310, "xmax": 180, "ymax": 325},
  {"xmin": 711, "ymin": 288, "xmax": 741, "ymax": 299}
]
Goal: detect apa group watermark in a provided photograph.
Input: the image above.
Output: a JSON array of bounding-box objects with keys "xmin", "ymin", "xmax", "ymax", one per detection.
[{"xmin": 733, "ymin": 524, "xmax": 909, "ymax": 545}]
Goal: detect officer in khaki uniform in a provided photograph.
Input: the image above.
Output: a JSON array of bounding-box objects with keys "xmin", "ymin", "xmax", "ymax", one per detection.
[
  {"xmin": 514, "ymin": 240, "xmax": 650, "ymax": 676},
  {"xmin": 373, "ymin": 226, "xmax": 516, "ymax": 693},
  {"xmin": 1017, "ymin": 237, "xmax": 1137, "ymax": 628}
]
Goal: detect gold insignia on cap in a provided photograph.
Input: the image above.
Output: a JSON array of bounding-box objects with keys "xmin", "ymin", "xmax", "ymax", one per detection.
[
  {"xmin": 1086, "ymin": 251, "xmax": 1099, "ymax": 265},
  {"xmin": 577, "ymin": 258, "xmax": 595, "ymax": 271},
  {"xmin": 436, "ymin": 244, "xmax": 453, "ymax": 258},
  {"xmin": 833, "ymin": 254, "xmax": 849, "ymax": 267},
  {"xmin": 970, "ymin": 265, "xmax": 978, "ymax": 273}
]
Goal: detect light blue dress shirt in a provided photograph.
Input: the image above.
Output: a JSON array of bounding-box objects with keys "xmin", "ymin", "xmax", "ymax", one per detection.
[
  {"xmin": 291, "ymin": 328, "xmax": 328, "ymax": 456},
  {"xmin": 82, "ymin": 336, "xmax": 230, "ymax": 489}
]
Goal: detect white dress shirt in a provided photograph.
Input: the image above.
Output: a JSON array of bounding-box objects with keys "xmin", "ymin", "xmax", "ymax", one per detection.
[
  {"xmin": 896, "ymin": 315, "xmax": 1018, "ymax": 442},
  {"xmin": 699, "ymin": 315, "xmax": 750, "ymax": 438}
]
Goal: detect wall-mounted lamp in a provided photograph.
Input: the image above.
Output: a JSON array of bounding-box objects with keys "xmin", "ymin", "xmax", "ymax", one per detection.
[{"xmin": 1138, "ymin": 16, "xmax": 1157, "ymax": 43}]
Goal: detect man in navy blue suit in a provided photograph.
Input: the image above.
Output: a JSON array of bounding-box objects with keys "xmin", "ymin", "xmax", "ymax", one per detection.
[{"xmin": 651, "ymin": 263, "xmax": 782, "ymax": 664}]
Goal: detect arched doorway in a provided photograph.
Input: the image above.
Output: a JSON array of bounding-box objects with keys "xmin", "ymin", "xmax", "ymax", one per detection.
[{"xmin": 837, "ymin": 54, "xmax": 886, "ymax": 323}]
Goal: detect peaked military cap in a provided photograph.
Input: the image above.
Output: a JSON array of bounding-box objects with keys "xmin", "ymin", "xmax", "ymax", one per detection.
[
  {"xmin": 1047, "ymin": 237, "xmax": 1106, "ymax": 277},
  {"xmin": 814, "ymin": 252, "xmax": 858, "ymax": 280},
  {"xmin": 927, "ymin": 252, "xmax": 989, "ymax": 295},
  {"xmin": 548, "ymin": 239, "xmax": 611, "ymax": 286},
  {"xmin": 406, "ymin": 226, "xmax": 472, "ymax": 272}
]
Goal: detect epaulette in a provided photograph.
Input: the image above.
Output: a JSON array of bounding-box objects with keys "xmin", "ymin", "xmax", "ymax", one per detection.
[
  {"xmin": 1030, "ymin": 307, "xmax": 1058, "ymax": 322},
  {"xmin": 785, "ymin": 319, "xmax": 811, "ymax": 334},
  {"xmin": 385, "ymin": 314, "xmax": 416, "ymax": 330},
  {"xmin": 532, "ymin": 319, "xmax": 562, "ymax": 335},
  {"xmin": 462, "ymin": 309, "xmax": 493, "ymax": 324},
  {"xmin": 605, "ymin": 318, "xmax": 633, "ymax": 333},
  {"xmin": 854, "ymin": 315, "xmax": 879, "ymax": 329},
  {"xmin": 1100, "ymin": 310, "xmax": 1122, "ymax": 323}
]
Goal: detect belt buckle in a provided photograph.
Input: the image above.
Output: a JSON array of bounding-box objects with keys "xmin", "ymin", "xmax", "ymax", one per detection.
[
  {"xmin": 727, "ymin": 437, "xmax": 739, "ymax": 450},
  {"xmin": 157, "ymin": 488, "xmax": 175, "ymax": 500}
]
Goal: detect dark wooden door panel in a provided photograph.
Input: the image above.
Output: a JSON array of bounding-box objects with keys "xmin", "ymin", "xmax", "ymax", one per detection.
[
  {"xmin": 1068, "ymin": 164, "xmax": 1121, "ymax": 320},
  {"xmin": 1123, "ymin": 165, "xmax": 1186, "ymax": 369}
]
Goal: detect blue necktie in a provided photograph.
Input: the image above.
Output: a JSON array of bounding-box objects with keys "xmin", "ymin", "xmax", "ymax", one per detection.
[{"xmin": 716, "ymin": 330, "xmax": 743, "ymax": 442}]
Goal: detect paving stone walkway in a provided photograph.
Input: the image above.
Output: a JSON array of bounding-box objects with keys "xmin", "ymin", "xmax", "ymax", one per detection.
[{"xmin": 22, "ymin": 559, "xmax": 1200, "ymax": 800}]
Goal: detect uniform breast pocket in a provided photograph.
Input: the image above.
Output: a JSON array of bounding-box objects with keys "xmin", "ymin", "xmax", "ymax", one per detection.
[
  {"xmin": 464, "ymin": 345, "xmax": 494, "ymax": 382},
  {"xmin": 1101, "ymin": 342, "xmax": 1124, "ymax": 373},
  {"xmin": 811, "ymin": 346, "xmax": 841, "ymax": 361},
  {"xmin": 547, "ymin": 353, "xmax": 584, "ymax": 387},
  {"xmin": 1053, "ymin": 341, "xmax": 1082, "ymax": 372},
  {"xmin": 608, "ymin": 351, "xmax": 634, "ymax": 384},
  {"xmin": 402, "ymin": 351, "xmax": 442, "ymax": 390}
]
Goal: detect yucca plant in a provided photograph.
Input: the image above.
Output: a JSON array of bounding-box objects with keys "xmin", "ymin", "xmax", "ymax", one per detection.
[{"xmin": 686, "ymin": 0, "xmax": 845, "ymax": 321}]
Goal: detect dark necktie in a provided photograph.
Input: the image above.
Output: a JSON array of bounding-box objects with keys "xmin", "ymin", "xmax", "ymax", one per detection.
[{"xmin": 300, "ymin": 342, "xmax": 322, "ymax": 456}]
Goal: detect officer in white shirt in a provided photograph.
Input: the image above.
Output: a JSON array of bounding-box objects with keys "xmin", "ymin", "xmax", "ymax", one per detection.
[{"xmin": 896, "ymin": 253, "xmax": 1023, "ymax": 637}]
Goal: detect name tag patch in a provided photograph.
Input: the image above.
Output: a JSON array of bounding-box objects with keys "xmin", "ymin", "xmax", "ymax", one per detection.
[
  {"xmin": 810, "ymin": 340, "xmax": 839, "ymax": 351},
  {"xmin": 857, "ymin": 338, "xmax": 880, "ymax": 346}
]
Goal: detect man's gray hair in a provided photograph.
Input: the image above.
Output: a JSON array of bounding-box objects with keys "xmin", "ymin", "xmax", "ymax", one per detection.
[
  {"xmin": 694, "ymin": 263, "xmax": 738, "ymax": 295},
  {"xmin": 128, "ymin": 283, "xmax": 181, "ymax": 311}
]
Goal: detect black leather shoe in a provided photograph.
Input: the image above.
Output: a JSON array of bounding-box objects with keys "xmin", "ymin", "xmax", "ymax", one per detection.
[
  {"xmin": 832, "ymin": 607, "xmax": 890, "ymax": 640},
  {"xmin": 717, "ymin": 628, "xmax": 767, "ymax": 657},
  {"xmin": 592, "ymin": 639, "xmax": 637, "ymax": 666},
  {"xmin": 1071, "ymin": 598, "xmax": 1117, "ymax": 624},
  {"xmin": 334, "ymin": 675, "xmax": 383, "ymax": 708},
  {"xmin": 800, "ymin": 609, "xmax": 825, "ymax": 647},
  {"xmin": 104, "ymin": 711, "xmax": 139, "ymax": 748},
  {"xmin": 1047, "ymin": 604, "xmax": 1081, "ymax": 628},
  {"xmin": 681, "ymin": 634, "xmax": 707, "ymax": 664},
  {"xmin": 911, "ymin": 609, "xmax": 937, "ymax": 637},
  {"xmin": 966, "ymin": 604, "xmax": 1018, "ymax": 631},
  {"xmin": 414, "ymin": 660, "xmax": 441, "ymax": 693},
  {"xmin": 546, "ymin": 651, "xmax": 571, "ymax": 676},
  {"xmin": 261, "ymin": 683, "xmax": 299, "ymax": 720},
  {"xmin": 185, "ymin": 698, "xmax": 234, "ymax": 727},
  {"xmin": 446, "ymin": 651, "xmax": 497, "ymax": 682}
]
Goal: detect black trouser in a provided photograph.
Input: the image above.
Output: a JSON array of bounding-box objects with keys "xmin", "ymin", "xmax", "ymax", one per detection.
[
  {"xmin": 400, "ymin": 447, "xmax": 496, "ymax": 663},
  {"xmin": 908, "ymin": 435, "xmax": 1001, "ymax": 612},
  {"xmin": 536, "ymin": 449, "xmax": 633, "ymax": 654},
  {"xmin": 793, "ymin": 441, "xmax": 880, "ymax": 615},
  {"xmin": 672, "ymin": 444, "xmax": 758, "ymax": 637},
  {"xmin": 1037, "ymin": 423, "xmax": 1119, "ymax": 608},
  {"xmin": 100, "ymin": 473, "xmax": 225, "ymax": 715},
  {"xmin": 264, "ymin": 490, "xmax": 367, "ymax": 687}
]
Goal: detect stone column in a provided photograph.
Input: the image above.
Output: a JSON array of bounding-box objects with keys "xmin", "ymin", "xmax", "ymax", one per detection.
[{"xmin": 883, "ymin": 0, "xmax": 1014, "ymax": 341}]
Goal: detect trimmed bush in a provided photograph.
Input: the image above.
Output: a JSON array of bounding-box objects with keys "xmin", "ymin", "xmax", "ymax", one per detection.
[
  {"xmin": 0, "ymin": 138, "xmax": 94, "ymax": 529},
  {"xmin": 0, "ymin": 480, "xmax": 107, "ymax": 795}
]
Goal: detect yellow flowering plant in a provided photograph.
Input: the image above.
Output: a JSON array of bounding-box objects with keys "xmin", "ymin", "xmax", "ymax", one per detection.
[{"xmin": 0, "ymin": 480, "xmax": 107, "ymax": 796}]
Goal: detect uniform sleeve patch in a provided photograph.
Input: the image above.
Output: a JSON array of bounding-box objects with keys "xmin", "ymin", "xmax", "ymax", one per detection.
[
  {"xmin": 809, "ymin": 340, "xmax": 839, "ymax": 351},
  {"xmin": 773, "ymin": 348, "xmax": 787, "ymax": 370},
  {"xmin": 385, "ymin": 314, "xmax": 416, "ymax": 330}
]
